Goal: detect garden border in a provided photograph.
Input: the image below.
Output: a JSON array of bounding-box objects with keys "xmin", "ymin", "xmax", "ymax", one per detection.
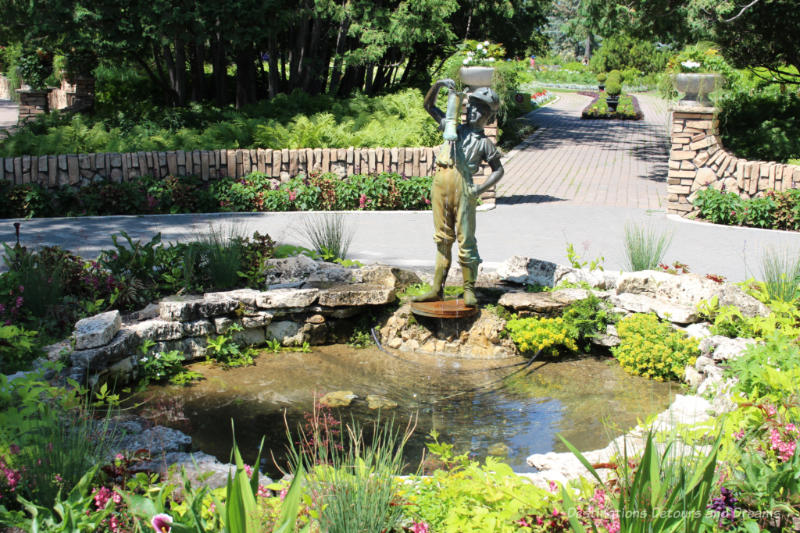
[{"xmin": 667, "ymin": 104, "xmax": 800, "ymax": 215}]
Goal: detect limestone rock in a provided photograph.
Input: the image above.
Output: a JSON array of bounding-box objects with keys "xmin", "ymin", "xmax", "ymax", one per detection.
[
  {"xmin": 320, "ymin": 390, "xmax": 357, "ymax": 407},
  {"xmin": 711, "ymin": 337, "xmax": 756, "ymax": 362},
  {"xmin": 684, "ymin": 366, "xmax": 704, "ymax": 388},
  {"xmin": 609, "ymin": 293, "xmax": 698, "ymax": 323},
  {"xmin": 130, "ymin": 319, "xmax": 184, "ymax": 342},
  {"xmin": 496, "ymin": 256, "xmax": 559, "ymax": 286},
  {"xmin": 266, "ymin": 321, "xmax": 304, "ymax": 346},
  {"xmin": 183, "ymin": 319, "xmax": 214, "ymax": 337},
  {"xmin": 142, "ymin": 451, "xmax": 272, "ymax": 491},
  {"xmin": 694, "ymin": 355, "xmax": 715, "ymax": 373},
  {"xmin": 113, "ymin": 425, "xmax": 192, "ymax": 456},
  {"xmin": 256, "ymin": 288, "xmax": 319, "ymax": 308},
  {"xmin": 352, "ymin": 265, "xmax": 422, "ymax": 290},
  {"xmin": 498, "ymin": 288, "xmax": 589, "ymax": 314},
  {"xmin": 214, "ymin": 317, "xmax": 233, "ymax": 334},
  {"xmin": 232, "ymin": 327, "xmax": 266, "ymax": 346},
  {"xmin": 318, "ymin": 285, "xmax": 395, "ymax": 306},
  {"xmin": 74, "ymin": 310, "xmax": 121, "ymax": 349},
  {"xmin": 241, "ymin": 312, "xmax": 274, "ymax": 329},
  {"xmin": 684, "ymin": 322, "xmax": 712, "ymax": 339},
  {"xmin": 43, "ymin": 340, "xmax": 72, "ymax": 362},
  {"xmin": 366, "ymin": 395, "xmax": 398, "ymax": 410},
  {"xmin": 263, "ymin": 255, "xmax": 319, "ymax": 286},
  {"xmin": 592, "ymin": 324, "xmax": 620, "ymax": 347},
  {"xmin": 616, "ymin": 271, "xmax": 769, "ymax": 318},
  {"xmin": 71, "ymin": 327, "xmax": 139, "ymax": 371},
  {"xmin": 159, "ymin": 294, "xmax": 239, "ymax": 322},
  {"xmin": 215, "ymin": 288, "xmax": 261, "ymax": 307}
]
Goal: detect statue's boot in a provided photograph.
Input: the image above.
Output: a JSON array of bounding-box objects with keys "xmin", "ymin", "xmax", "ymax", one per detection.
[
  {"xmin": 462, "ymin": 262, "xmax": 479, "ymax": 307},
  {"xmin": 412, "ymin": 244, "xmax": 451, "ymax": 302}
]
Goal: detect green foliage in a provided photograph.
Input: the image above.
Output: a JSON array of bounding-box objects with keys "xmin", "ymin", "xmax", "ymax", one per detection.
[
  {"xmin": 691, "ymin": 187, "xmax": 800, "ymax": 231},
  {"xmin": 561, "ymin": 430, "xmax": 721, "ymax": 533},
  {"xmin": 206, "ymin": 324, "xmax": 255, "ymax": 368},
  {"xmin": 759, "ymin": 248, "xmax": 800, "ymax": 302},
  {"xmin": 0, "ymin": 373, "xmax": 118, "ymax": 507},
  {"xmin": 726, "ymin": 333, "xmax": 800, "ymax": 400},
  {"xmin": 407, "ymin": 431, "xmax": 561, "ymax": 533},
  {"xmin": 16, "ymin": 48, "xmax": 53, "ymax": 90},
  {"xmin": 505, "ymin": 316, "xmax": 578, "ymax": 357},
  {"xmin": 298, "ymin": 213, "xmax": 355, "ymax": 262},
  {"xmin": 565, "ymin": 242, "xmax": 604, "ymax": 271},
  {"xmin": 589, "ymin": 35, "xmax": 669, "ymax": 75},
  {"xmin": 138, "ymin": 340, "xmax": 201, "ymax": 386},
  {"xmin": 0, "ymin": 325, "xmax": 42, "ymax": 373},
  {"xmin": 288, "ymin": 413, "xmax": 411, "ymax": 533},
  {"xmin": 582, "ymin": 93, "xmax": 643, "ymax": 120},
  {"xmin": 561, "ymin": 294, "xmax": 617, "ymax": 351},
  {"xmin": 612, "ymin": 313, "xmax": 699, "ymax": 381},
  {"xmin": 718, "ymin": 86, "xmax": 800, "ymax": 164},
  {"xmin": 0, "ymin": 89, "xmax": 443, "ymax": 157},
  {"xmin": 623, "ymin": 223, "xmax": 673, "ymax": 271}
]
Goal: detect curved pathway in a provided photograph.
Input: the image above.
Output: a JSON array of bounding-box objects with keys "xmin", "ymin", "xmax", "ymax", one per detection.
[{"xmin": 498, "ymin": 92, "xmax": 671, "ymax": 209}]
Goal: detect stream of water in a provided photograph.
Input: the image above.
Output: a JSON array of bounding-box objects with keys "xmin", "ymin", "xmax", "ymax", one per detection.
[{"xmin": 139, "ymin": 345, "xmax": 675, "ymax": 476}]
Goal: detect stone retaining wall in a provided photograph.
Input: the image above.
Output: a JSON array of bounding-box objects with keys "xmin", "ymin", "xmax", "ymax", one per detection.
[
  {"xmin": 667, "ymin": 104, "xmax": 800, "ymax": 215},
  {"xmin": 0, "ymin": 146, "xmax": 440, "ymax": 187}
]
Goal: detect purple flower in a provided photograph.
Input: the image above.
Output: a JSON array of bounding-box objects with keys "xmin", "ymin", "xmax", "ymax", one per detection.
[{"xmin": 151, "ymin": 513, "xmax": 173, "ymax": 532}]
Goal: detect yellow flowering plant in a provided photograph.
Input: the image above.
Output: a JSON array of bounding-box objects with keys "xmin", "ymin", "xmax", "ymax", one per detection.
[
  {"xmin": 506, "ymin": 316, "xmax": 578, "ymax": 357},
  {"xmin": 612, "ymin": 313, "xmax": 699, "ymax": 381}
]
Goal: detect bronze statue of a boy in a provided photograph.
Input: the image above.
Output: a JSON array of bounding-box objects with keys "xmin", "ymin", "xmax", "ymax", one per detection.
[{"xmin": 413, "ymin": 79, "xmax": 504, "ymax": 307}]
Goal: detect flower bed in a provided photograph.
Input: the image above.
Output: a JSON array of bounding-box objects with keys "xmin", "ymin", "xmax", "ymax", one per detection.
[
  {"xmin": 580, "ymin": 92, "xmax": 644, "ymax": 120},
  {"xmin": 0, "ymin": 171, "xmax": 433, "ymax": 219},
  {"xmin": 692, "ymin": 187, "xmax": 800, "ymax": 231}
]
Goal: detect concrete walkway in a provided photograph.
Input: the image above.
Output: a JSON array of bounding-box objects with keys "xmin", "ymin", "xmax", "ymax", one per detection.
[
  {"xmin": 499, "ymin": 92, "xmax": 670, "ymax": 209},
  {"xmin": 0, "ymin": 100, "xmax": 17, "ymax": 134},
  {"xmin": 2, "ymin": 92, "xmax": 800, "ymax": 282}
]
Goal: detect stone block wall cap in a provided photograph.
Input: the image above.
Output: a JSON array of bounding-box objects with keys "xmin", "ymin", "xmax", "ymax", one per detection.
[{"xmin": 670, "ymin": 104, "xmax": 716, "ymax": 113}]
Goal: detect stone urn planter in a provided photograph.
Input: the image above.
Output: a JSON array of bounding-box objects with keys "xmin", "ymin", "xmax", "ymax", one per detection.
[
  {"xmin": 459, "ymin": 66, "xmax": 494, "ymax": 91},
  {"xmin": 673, "ymin": 73, "xmax": 722, "ymax": 107},
  {"xmin": 606, "ymin": 95, "xmax": 620, "ymax": 113}
]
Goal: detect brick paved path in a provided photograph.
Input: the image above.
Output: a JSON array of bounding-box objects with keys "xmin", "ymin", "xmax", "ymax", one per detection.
[{"xmin": 497, "ymin": 92, "xmax": 671, "ymax": 209}]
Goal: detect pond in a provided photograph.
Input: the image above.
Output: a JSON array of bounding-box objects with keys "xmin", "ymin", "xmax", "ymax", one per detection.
[{"xmin": 138, "ymin": 345, "xmax": 676, "ymax": 477}]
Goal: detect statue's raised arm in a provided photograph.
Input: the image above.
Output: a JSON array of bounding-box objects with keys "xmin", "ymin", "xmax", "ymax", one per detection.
[{"xmin": 423, "ymin": 78, "xmax": 456, "ymax": 123}]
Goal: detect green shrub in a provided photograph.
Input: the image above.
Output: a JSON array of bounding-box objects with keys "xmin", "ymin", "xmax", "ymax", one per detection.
[
  {"xmin": 0, "ymin": 325, "xmax": 42, "ymax": 373},
  {"xmin": 16, "ymin": 48, "xmax": 53, "ymax": 90},
  {"xmin": 596, "ymin": 72, "xmax": 607, "ymax": 84},
  {"xmin": 604, "ymin": 80, "xmax": 622, "ymax": 97},
  {"xmin": 505, "ymin": 316, "xmax": 578, "ymax": 357},
  {"xmin": 612, "ymin": 313, "xmax": 699, "ymax": 381}
]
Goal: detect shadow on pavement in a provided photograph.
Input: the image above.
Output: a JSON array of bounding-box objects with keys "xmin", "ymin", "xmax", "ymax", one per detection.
[{"xmin": 496, "ymin": 194, "xmax": 565, "ymax": 205}]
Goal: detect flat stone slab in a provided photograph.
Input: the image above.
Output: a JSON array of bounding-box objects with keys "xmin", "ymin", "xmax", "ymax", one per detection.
[
  {"xmin": 318, "ymin": 284, "xmax": 395, "ymax": 306},
  {"xmin": 410, "ymin": 299, "xmax": 478, "ymax": 319},
  {"xmin": 74, "ymin": 310, "xmax": 121, "ymax": 350},
  {"xmin": 498, "ymin": 288, "xmax": 589, "ymax": 313}
]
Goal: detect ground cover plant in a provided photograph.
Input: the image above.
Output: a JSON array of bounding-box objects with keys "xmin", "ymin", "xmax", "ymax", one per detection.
[
  {"xmin": 580, "ymin": 92, "xmax": 643, "ymax": 120},
  {"xmin": 0, "ymin": 89, "xmax": 442, "ymax": 157},
  {"xmin": 0, "ymin": 171, "xmax": 433, "ymax": 219},
  {"xmin": 692, "ymin": 188, "xmax": 800, "ymax": 231}
]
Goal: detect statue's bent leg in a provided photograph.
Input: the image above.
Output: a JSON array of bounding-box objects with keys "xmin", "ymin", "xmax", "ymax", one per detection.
[{"xmin": 413, "ymin": 168, "xmax": 458, "ymax": 302}]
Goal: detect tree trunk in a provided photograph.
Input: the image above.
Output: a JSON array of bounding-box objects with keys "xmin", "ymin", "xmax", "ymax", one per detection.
[
  {"xmin": 235, "ymin": 49, "xmax": 257, "ymax": 108},
  {"xmin": 172, "ymin": 38, "xmax": 187, "ymax": 106},
  {"xmin": 267, "ymin": 36, "xmax": 280, "ymax": 98},
  {"xmin": 328, "ymin": 17, "xmax": 350, "ymax": 95},
  {"xmin": 191, "ymin": 41, "xmax": 205, "ymax": 102},
  {"xmin": 213, "ymin": 31, "xmax": 227, "ymax": 106}
]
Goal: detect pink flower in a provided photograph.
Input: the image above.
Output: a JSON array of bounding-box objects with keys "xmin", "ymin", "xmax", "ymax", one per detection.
[
  {"xmin": 766, "ymin": 405, "xmax": 777, "ymax": 417},
  {"xmin": 516, "ymin": 517, "xmax": 531, "ymax": 527},
  {"xmin": 8, "ymin": 444, "xmax": 19, "ymax": 456},
  {"xmin": 288, "ymin": 190, "xmax": 297, "ymax": 202},
  {"xmin": 359, "ymin": 193, "xmax": 368, "ymax": 209},
  {"xmin": 279, "ymin": 487, "xmax": 288, "ymax": 501},
  {"xmin": 548, "ymin": 480, "xmax": 558, "ymax": 493},
  {"xmin": 244, "ymin": 464, "xmax": 253, "ymax": 478},
  {"xmin": 411, "ymin": 522, "xmax": 430, "ymax": 533},
  {"xmin": 257, "ymin": 484, "xmax": 270, "ymax": 498},
  {"xmin": 151, "ymin": 513, "xmax": 173, "ymax": 532},
  {"xmin": 733, "ymin": 429, "xmax": 745, "ymax": 440}
]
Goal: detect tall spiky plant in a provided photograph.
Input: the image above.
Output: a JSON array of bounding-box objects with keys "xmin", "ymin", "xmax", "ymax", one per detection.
[
  {"xmin": 623, "ymin": 223, "xmax": 673, "ymax": 271},
  {"xmin": 298, "ymin": 213, "xmax": 355, "ymax": 262}
]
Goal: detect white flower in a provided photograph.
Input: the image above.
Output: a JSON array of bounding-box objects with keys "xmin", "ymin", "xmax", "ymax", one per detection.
[
  {"xmin": 155, "ymin": 353, "xmax": 161, "ymax": 359},
  {"xmin": 488, "ymin": 57, "xmax": 495, "ymax": 62},
  {"xmin": 483, "ymin": 40, "xmax": 490, "ymax": 46},
  {"xmin": 476, "ymin": 43, "xmax": 483, "ymax": 50},
  {"xmin": 681, "ymin": 60, "xmax": 701, "ymax": 71},
  {"xmin": 140, "ymin": 357, "xmax": 148, "ymax": 362},
  {"xmin": 463, "ymin": 58, "xmax": 470, "ymax": 65},
  {"xmin": 466, "ymin": 51, "xmax": 474, "ymax": 57}
]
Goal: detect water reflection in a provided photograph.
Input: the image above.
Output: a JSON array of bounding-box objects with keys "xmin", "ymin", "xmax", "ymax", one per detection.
[{"xmin": 140, "ymin": 346, "xmax": 675, "ymax": 475}]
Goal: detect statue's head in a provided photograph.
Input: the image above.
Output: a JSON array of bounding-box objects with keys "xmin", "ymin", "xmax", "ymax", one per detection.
[{"xmin": 466, "ymin": 87, "xmax": 499, "ymax": 129}]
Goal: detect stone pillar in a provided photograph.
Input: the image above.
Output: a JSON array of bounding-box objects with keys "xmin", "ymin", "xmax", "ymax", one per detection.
[
  {"xmin": 668, "ymin": 104, "xmax": 800, "ymax": 216},
  {"xmin": 68, "ymin": 76, "xmax": 95, "ymax": 111},
  {"xmin": 17, "ymin": 89, "xmax": 51, "ymax": 123}
]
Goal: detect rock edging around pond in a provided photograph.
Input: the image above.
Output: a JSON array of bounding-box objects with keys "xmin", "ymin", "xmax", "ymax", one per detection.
[{"xmin": 31, "ymin": 254, "xmax": 768, "ymax": 489}]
